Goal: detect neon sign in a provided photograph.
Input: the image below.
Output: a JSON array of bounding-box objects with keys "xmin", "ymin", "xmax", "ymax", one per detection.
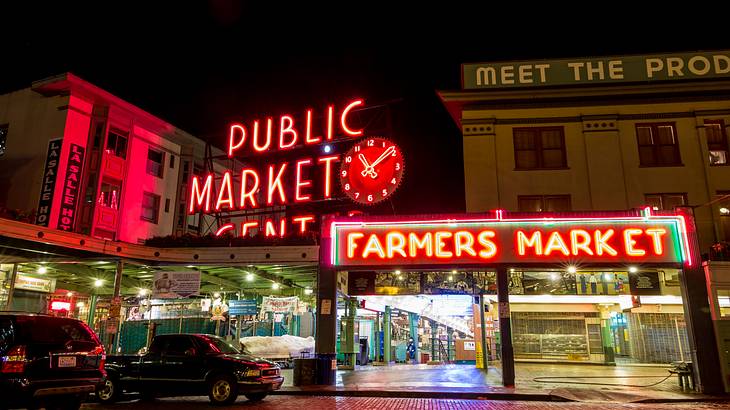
[
  {"xmin": 328, "ymin": 210, "xmax": 689, "ymax": 267},
  {"xmin": 188, "ymin": 99, "xmax": 365, "ymax": 237}
]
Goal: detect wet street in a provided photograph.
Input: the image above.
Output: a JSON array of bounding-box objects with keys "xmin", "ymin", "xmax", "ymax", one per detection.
[{"xmin": 82, "ymin": 396, "xmax": 730, "ymax": 409}]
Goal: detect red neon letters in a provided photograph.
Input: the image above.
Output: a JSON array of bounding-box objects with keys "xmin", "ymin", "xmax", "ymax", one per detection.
[{"xmin": 227, "ymin": 99, "xmax": 364, "ymax": 156}]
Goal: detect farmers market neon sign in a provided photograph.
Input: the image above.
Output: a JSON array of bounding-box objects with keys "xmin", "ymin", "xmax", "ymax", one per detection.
[{"xmin": 328, "ymin": 209, "xmax": 690, "ymax": 266}]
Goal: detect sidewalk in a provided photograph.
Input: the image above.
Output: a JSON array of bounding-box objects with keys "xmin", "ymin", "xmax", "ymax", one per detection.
[{"xmin": 272, "ymin": 363, "xmax": 729, "ymax": 403}]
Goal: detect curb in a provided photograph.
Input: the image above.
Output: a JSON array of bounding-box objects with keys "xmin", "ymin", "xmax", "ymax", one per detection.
[{"xmin": 270, "ymin": 389, "xmax": 566, "ymax": 401}]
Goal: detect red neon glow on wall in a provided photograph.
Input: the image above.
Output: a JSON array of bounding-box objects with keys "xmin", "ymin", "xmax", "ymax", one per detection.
[{"xmin": 340, "ymin": 100, "xmax": 364, "ymax": 136}]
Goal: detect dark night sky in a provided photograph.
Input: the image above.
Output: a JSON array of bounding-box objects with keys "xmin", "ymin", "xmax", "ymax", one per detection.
[{"xmin": 3, "ymin": 3, "xmax": 728, "ymax": 216}]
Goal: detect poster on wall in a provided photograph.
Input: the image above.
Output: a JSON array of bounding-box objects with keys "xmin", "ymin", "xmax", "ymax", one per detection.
[
  {"xmin": 152, "ymin": 271, "xmax": 201, "ymax": 298},
  {"xmin": 260, "ymin": 296, "xmax": 299, "ymax": 313},
  {"xmin": 348, "ymin": 271, "xmax": 375, "ymax": 295},
  {"xmin": 629, "ymin": 271, "xmax": 662, "ymax": 295},
  {"xmin": 35, "ymin": 138, "xmax": 62, "ymax": 227},
  {"xmin": 575, "ymin": 272, "xmax": 629, "ymax": 295},
  {"xmin": 375, "ymin": 272, "xmax": 420, "ymax": 295},
  {"xmin": 15, "ymin": 274, "xmax": 56, "ymax": 293},
  {"xmin": 520, "ymin": 271, "xmax": 577, "ymax": 295},
  {"xmin": 57, "ymin": 144, "xmax": 85, "ymax": 232}
]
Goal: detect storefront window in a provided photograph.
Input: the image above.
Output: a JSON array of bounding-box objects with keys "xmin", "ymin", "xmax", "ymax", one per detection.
[
  {"xmin": 98, "ymin": 181, "xmax": 120, "ymax": 209},
  {"xmin": 718, "ymin": 289, "xmax": 730, "ymax": 318}
]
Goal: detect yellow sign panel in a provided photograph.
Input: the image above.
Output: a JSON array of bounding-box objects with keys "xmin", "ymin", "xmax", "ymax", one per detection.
[{"xmin": 475, "ymin": 341, "xmax": 484, "ymax": 369}]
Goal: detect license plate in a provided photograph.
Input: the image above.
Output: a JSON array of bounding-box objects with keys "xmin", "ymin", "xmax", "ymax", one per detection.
[{"xmin": 58, "ymin": 356, "xmax": 77, "ymax": 367}]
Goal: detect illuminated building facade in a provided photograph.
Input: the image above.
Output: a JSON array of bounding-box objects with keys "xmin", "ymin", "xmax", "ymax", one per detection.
[{"xmin": 0, "ymin": 73, "xmax": 233, "ymax": 243}]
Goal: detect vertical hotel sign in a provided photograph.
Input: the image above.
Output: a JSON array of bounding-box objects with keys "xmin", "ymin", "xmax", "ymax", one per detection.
[
  {"xmin": 58, "ymin": 144, "xmax": 85, "ymax": 232},
  {"xmin": 35, "ymin": 138, "xmax": 62, "ymax": 227}
]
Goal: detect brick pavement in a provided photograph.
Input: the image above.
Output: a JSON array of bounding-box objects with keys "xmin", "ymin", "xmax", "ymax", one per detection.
[{"xmin": 83, "ymin": 396, "xmax": 730, "ymax": 410}]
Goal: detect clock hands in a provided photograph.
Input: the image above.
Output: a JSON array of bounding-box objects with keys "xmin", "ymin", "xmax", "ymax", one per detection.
[
  {"xmin": 359, "ymin": 146, "xmax": 396, "ymax": 179},
  {"xmin": 358, "ymin": 154, "xmax": 377, "ymax": 178}
]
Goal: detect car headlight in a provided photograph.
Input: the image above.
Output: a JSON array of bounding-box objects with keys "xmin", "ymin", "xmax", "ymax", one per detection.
[{"xmin": 245, "ymin": 369, "xmax": 261, "ymax": 377}]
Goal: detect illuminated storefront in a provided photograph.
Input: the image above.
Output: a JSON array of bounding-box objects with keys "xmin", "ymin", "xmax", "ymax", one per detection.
[{"xmin": 316, "ymin": 207, "xmax": 719, "ymax": 390}]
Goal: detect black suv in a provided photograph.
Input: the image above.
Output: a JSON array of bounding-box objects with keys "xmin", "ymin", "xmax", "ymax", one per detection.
[{"xmin": 0, "ymin": 313, "xmax": 106, "ymax": 410}]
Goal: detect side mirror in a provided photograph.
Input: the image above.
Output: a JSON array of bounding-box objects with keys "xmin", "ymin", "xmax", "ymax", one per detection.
[{"xmin": 184, "ymin": 347, "xmax": 198, "ymax": 357}]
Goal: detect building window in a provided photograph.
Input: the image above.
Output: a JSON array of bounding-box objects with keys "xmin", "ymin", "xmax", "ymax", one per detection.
[
  {"xmin": 644, "ymin": 193, "xmax": 687, "ymax": 211},
  {"xmin": 106, "ymin": 130, "xmax": 128, "ymax": 159},
  {"xmin": 0, "ymin": 124, "xmax": 8, "ymax": 156},
  {"xmin": 169, "ymin": 155, "xmax": 175, "ymax": 169},
  {"xmin": 636, "ymin": 123, "xmax": 682, "ymax": 167},
  {"xmin": 513, "ymin": 127, "xmax": 567, "ymax": 170},
  {"xmin": 141, "ymin": 192, "xmax": 160, "ymax": 224},
  {"xmin": 518, "ymin": 195, "xmax": 572, "ymax": 212},
  {"xmin": 164, "ymin": 198, "xmax": 170, "ymax": 213},
  {"xmin": 98, "ymin": 181, "xmax": 121, "ymax": 209},
  {"xmin": 706, "ymin": 120, "xmax": 728, "ymax": 165},
  {"xmin": 146, "ymin": 148, "xmax": 164, "ymax": 178}
]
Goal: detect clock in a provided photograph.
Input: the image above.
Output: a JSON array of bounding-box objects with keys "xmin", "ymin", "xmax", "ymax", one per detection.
[{"xmin": 339, "ymin": 137, "xmax": 405, "ymax": 204}]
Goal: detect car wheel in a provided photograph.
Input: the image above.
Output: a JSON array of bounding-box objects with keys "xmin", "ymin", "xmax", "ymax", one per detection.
[
  {"xmin": 244, "ymin": 393, "xmax": 267, "ymax": 402},
  {"xmin": 97, "ymin": 378, "xmax": 121, "ymax": 403},
  {"xmin": 208, "ymin": 374, "xmax": 238, "ymax": 405}
]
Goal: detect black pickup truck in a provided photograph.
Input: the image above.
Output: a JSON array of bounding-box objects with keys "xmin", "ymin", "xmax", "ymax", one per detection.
[{"xmin": 97, "ymin": 333, "xmax": 283, "ymax": 405}]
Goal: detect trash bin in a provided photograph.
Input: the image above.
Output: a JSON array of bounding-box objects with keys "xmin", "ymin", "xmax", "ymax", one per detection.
[
  {"xmin": 293, "ymin": 358, "xmax": 317, "ymax": 386},
  {"xmin": 315, "ymin": 354, "xmax": 336, "ymax": 385}
]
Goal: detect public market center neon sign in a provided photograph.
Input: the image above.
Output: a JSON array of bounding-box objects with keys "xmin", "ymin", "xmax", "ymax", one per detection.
[
  {"xmin": 328, "ymin": 209, "xmax": 690, "ymax": 267},
  {"xmin": 188, "ymin": 99, "xmax": 364, "ymax": 237}
]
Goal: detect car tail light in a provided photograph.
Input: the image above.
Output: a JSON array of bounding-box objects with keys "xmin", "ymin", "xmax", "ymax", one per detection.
[
  {"xmin": 92, "ymin": 345, "xmax": 106, "ymax": 371},
  {"xmin": 1, "ymin": 345, "xmax": 27, "ymax": 374}
]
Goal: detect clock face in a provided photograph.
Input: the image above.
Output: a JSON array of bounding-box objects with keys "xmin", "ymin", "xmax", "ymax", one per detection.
[{"xmin": 339, "ymin": 137, "xmax": 405, "ymax": 205}]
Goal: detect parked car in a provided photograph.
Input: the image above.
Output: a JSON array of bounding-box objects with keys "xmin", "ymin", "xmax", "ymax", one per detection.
[
  {"xmin": 97, "ymin": 333, "xmax": 283, "ymax": 405},
  {"xmin": 0, "ymin": 313, "xmax": 106, "ymax": 410}
]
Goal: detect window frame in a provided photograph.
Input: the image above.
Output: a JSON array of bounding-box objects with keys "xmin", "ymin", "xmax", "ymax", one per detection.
[
  {"xmin": 517, "ymin": 194, "xmax": 572, "ymax": 212},
  {"xmin": 512, "ymin": 126, "xmax": 568, "ymax": 170},
  {"xmin": 146, "ymin": 148, "xmax": 165, "ymax": 178},
  {"xmin": 635, "ymin": 122, "xmax": 682, "ymax": 167},
  {"xmin": 141, "ymin": 191, "xmax": 161, "ymax": 224},
  {"xmin": 106, "ymin": 129, "xmax": 128, "ymax": 159},
  {"xmin": 644, "ymin": 192, "xmax": 688, "ymax": 211},
  {"xmin": 706, "ymin": 119, "xmax": 729, "ymax": 166}
]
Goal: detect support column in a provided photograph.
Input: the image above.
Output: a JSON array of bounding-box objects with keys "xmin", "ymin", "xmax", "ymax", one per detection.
[
  {"xmin": 374, "ymin": 311, "xmax": 381, "ymax": 362},
  {"xmin": 497, "ymin": 267, "xmax": 514, "ymax": 387},
  {"xmin": 676, "ymin": 207, "xmax": 724, "ymax": 393},
  {"xmin": 409, "ymin": 312, "xmax": 419, "ymax": 363},
  {"xmin": 384, "ymin": 305, "xmax": 392, "ymax": 363},
  {"xmin": 479, "ymin": 294, "xmax": 489, "ymax": 370},
  {"xmin": 598, "ymin": 306, "xmax": 616, "ymax": 365},
  {"xmin": 5, "ymin": 263, "xmax": 18, "ymax": 309},
  {"xmin": 87, "ymin": 294, "xmax": 98, "ymax": 327},
  {"xmin": 447, "ymin": 326, "xmax": 453, "ymax": 362},
  {"xmin": 344, "ymin": 298, "xmax": 358, "ymax": 369},
  {"xmin": 430, "ymin": 319, "xmax": 438, "ymax": 361},
  {"xmin": 107, "ymin": 260, "xmax": 123, "ymax": 353},
  {"xmin": 314, "ymin": 258, "xmax": 337, "ymax": 384}
]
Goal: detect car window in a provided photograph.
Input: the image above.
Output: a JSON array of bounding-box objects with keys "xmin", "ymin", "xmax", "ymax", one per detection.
[
  {"xmin": 0, "ymin": 318, "xmax": 14, "ymax": 355},
  {"xmin": 15, "ymin": 317, "xmax": 97, "ymax": 345},
  {"xmin": 199, "ymin": 335, "xmax": 240, "ymax": 354},
  {"xmin": 148, "ymin": 337, "xmax": 166, "ymax": 354},
  {"xmin": 165, "ymin": 336, "xmax": 195, "ymax": 355}
]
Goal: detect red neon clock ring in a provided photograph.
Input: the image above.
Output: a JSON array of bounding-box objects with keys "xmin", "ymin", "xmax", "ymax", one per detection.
[{"xmin": 339, "ymin": 137, "xmax": 404, "ymax": 205}]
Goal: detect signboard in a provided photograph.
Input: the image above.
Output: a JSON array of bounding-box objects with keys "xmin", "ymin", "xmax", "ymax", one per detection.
[
  {"xmin": 629, "ymin": 271, "xmax": 662, "ymax": 295},
  {"xmin": 15, "ymin": 274, "xmax": 55, "ymax": 293},
  {"xmin": 188, "ymin": 99, "xmax": 402, "ymax": 238},
  {"xmin": 336, "ymin": 271, "xmax": 349, "ymax": 295},
  {"xmin": 329, "ymin": 211, "xmax": 688, "ymax": 267},
  {"xmin": 464, "ymin": 341, "xmax": 476, "ymax": 351},
  {"xmin": 152, "ymin": 271, "xmax": 201, "ymax": 298},
  {"xmin": 321, "ymin": 299, "xmax": 332, "ymax": 315},
  {"xmin": 35, "ymin": 138, "xmax": 62, "ymax": 227},
  {"xmin": 463, "ymin": 51, "xmax": 730, "ymax": 90},
  {"xmin": 260, "ymin": 296, "xmax": 299, "ymax": 313},
  {"xmin": 58, "ymin": 144, "xmax": 85, "ymax": 232},
  {"xmin": 229, "ymin": 299, "xmax": 257, "ymax": 315}
]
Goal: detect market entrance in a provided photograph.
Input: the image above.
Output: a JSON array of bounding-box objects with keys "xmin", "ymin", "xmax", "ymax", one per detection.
[{"xmin": 315, "ymin": 209, "xmax": 721, "ymax": 391}]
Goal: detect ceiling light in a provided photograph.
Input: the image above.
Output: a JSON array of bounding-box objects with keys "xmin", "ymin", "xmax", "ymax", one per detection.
[
  {"xmin": 37, "ymin": 266, "xmax": 47, "ymax": 274},
  {"xmin": 304, "ymin": 288, "xmax": 313, "ymax": 295},
  {"xmin": 272, "ymin": 283, "xmax": 280, "ymax": 290},
  {"xmin": 451, "ymin": 270, "xmax": 457, "ymax": 274},
  {"xmin": 567, "ymin": 266, "xmax": 577, "ymax": 274},
  {"xmin": 76, "ymin": 302, "xmax": 85, "ymax": 308},
  {"xmin": 138, "ymin": 289, "xmax": 148, "ymax": 297},
  {"xmin": 629, "ymin": 266, "xmax": 638, "ymax": 273},
  {"xmin": 394, "ymin": 270, "xmax": 401, "ymax": 275},
  {"xmin": 246, "ymin": 273, "xmax": 255, "ymax": 282},
  {"xmin": 66, "ymin": 292, "xmax": 73, "ymax": 297},
  {"xmin": 213, "ymin": 292, "xmax": 221, "ymax": 298},
  {"xmin": 720, "ymin": 207, "xmax": 730, "ymax": 215},
  {"xmin": 94, "ymin": 279, "xmax": 103, "ymax": 287},
  {"xmin": 186, "ymin": 265, "xmax": 195, "ymax": 268}
]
